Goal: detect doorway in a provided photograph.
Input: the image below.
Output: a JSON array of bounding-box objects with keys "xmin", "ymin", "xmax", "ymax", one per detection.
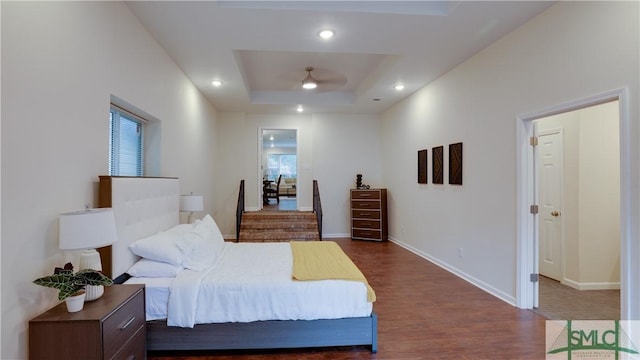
[
  {"xmin": 515, "ymin": 88, "xmax": 636, "ymax": 320},
  {"xmin": 533, "ymin": 101, "xmax": 620, "ymax": 319},
  {"xmin": 261, "ymin": 129, "xmax": 297, "ymax": 211}
]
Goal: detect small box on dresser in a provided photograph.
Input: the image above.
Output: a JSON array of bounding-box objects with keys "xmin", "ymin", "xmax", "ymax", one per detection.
[
  {"xmin": 29, "ymin": 284, "xmax": 146, "ymax": 360},
  {"xmin": 350, "ymin": 189, "xmax": 388, "ymax": 241}
]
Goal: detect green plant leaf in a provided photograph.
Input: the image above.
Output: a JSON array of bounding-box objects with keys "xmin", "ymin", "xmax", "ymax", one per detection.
[
  {"xmin": 75, "ymin": 269, "xmax": 113, "ymax": 286},
  {"xmin": 33, "ymin": 267, "xmax": 113, "ymax": 300}
]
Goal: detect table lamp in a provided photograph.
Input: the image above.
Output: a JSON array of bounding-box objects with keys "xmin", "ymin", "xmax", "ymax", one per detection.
[
  {"xmin": 59, "ymin": 208, "xmax": 118, "ymax": 301},
  {"xmin": 180, "ymin": 194, "xmax": 204, "ymax": 223}
]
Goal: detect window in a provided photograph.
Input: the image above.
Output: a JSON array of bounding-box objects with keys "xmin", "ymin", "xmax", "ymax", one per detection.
[
  {"xmin": 109, "ymin": 106, "xmax": 144, "ymax": 176},
  {"xmin": 267, "ymin": 154, "xmax": 296, "ymax": 180}
]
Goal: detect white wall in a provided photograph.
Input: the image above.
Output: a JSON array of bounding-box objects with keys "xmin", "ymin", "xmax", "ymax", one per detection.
[
  {"xmin": 577, "ymin": 102, "xmax": 620, "ymax": 286},
  {"xmin": 381, "ymin": 1, "xmax": 638, "ymax": 305},
  {"xmin": 1, "ymin": 2, "xmax": 219, "ymax": 359},
  {"xmin": 311, "ymin": 113, "xmax": 383, "ymax": 237},
  {"xmin": 538, "ymin": 101, "xmax": 620, "ymax": 289}
]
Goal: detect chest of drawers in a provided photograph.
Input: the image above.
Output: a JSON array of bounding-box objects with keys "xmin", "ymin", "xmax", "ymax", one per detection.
[
  {"xmin": 350, "ymin": 189, "xmax": 388, "ymax": 241},
  {"xmin": 29, "ymin": 284, "xmax": 146, "ymax": 360}
]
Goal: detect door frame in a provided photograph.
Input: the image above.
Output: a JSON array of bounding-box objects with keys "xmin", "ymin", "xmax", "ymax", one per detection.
[{"xmin": 516, "ymin": 87, "xmax": 636, "ymax": 319}]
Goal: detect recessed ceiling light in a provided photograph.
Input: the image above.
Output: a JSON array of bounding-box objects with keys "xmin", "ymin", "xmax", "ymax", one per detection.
[
  {"xmin": 318, "ymin": 30, "xmax": 334, "ymax": 39},
  {"xmin": 394, "ymin": 84, "xmax": 405, "ymax": 91},
  {"xmin": 270, "ymin": 143, "xmax": 274, "ymax": 148},
  {"xmin": 297, "ymin": 105, "xmax": 304, "ymax": 112},
  {"xmin": 269, "ymin": 135, "xmax": 274, "ymax": 141},
  {"xmin": 211, "ymin": 80, "xmax": 223, "ymax": 87}
]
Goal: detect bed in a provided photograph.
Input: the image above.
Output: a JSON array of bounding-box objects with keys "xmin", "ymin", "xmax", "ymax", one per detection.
[{"xmin": 97, "ymin": 176, "xmax": 378, "ymax": 353}]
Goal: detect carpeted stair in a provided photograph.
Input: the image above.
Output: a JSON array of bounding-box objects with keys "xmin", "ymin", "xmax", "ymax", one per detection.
[{"xmin": 239, "ymin": 211, "xmax": 320, "ymax": 242}]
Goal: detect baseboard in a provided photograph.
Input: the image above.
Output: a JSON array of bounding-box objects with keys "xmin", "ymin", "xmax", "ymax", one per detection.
[
  {"xmin": 388, "ymin": 236, "xmax": 517, "ymax": 307},
  {"xmin": 322, "ymin": 233, "xmax": 351, "ymax": 239},
  {"xmin": 562, "ymin": 277, "xmax": 620, "ymax": 290}
]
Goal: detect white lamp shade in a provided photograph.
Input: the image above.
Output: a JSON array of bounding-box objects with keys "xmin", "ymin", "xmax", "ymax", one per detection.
[
  {"xmin": 59, "ymin": 208, "xmax": 118, "ymax": 250},
  {"xmin": 180, "ymin": 195, "xmax": 204, "ymax": 212}
]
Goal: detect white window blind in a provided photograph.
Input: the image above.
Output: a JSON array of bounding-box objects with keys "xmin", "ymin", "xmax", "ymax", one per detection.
[
  {"xmin": 267, "ymin": 154, "xmax": 296, "ymax": 180},
  {"xmin": 109, "ymin": 106, "xmax": 144, "ymax": 176}
]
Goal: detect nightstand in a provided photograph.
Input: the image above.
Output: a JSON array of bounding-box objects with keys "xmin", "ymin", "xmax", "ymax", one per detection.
[{"xmin": 29, "ymin": 284, "xmax": 146, "ymax": 360}]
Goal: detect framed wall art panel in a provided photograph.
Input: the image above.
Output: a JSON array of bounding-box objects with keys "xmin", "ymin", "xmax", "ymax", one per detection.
[
  {"xmin": 432, "ymin": 146, "xmax": 443, "ymax": 184},
  {"xmin": 418, "ymin": 149, "xmax": 427, "ymax": 184},
  {"xmin": 449, "ymin": 142, "xmax": 463, "ymax": 185}
]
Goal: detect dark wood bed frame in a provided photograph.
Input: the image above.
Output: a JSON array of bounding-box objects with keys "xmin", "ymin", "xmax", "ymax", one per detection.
[{"xmin": 98, "ymin": 176, "xmax": 378, "ymax": 353}]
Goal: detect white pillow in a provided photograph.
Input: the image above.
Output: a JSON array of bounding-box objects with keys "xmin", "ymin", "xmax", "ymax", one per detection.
[
  {"xmin": 129, "ymin": 231, "xmax": 182, "ymax": 266},
  {"xmin": 164, "ymin": 223, "xmax": 196, "ymax": 235},
  {"xmin": 175, "ymin": 214, "xmax": 226, "ymax": 271},
  {"xmin": 201, "ymin": 215, "xmax": 224, "ymax": 244},
  {"xmin": 175, "ymin": 228, "xmax": 217, "ymax": 271},
  {"xmin": 127, "ymin": 259, "xmax": 183, "ymax": 278}
]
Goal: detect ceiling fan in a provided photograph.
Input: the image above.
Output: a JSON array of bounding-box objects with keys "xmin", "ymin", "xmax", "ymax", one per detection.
[{"xmin": 299, "ymin": 66, "xmax": 347, "ymax": 91}]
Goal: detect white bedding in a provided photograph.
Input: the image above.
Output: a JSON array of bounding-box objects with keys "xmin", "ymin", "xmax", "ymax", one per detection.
[
  {"xmin": 125, "ymin": 277, "xmax": 172, "ymax": 321},
  {"xmin": 127, "ymin": 242, "xmax": 373, "ymax": 327}
]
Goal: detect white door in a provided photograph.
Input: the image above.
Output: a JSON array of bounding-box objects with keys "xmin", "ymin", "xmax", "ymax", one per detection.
[{"xmin": 538, "ymin": 129, "xmax": 563, "ymax": 281}]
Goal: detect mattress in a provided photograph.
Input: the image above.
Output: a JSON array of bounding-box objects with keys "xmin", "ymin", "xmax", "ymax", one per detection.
[
  {"xmin": 124, "ymin": 277, "xmax": 172, "ymax": 321},
  {"xmin": 126, "ymin": 242, "xmax": 373, "ymax": 326}
]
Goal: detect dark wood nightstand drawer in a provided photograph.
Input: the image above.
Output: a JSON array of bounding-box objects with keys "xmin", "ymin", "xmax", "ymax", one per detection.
[
  {"xmin": 351, "ymin": 190, "xmax": 380, "ymax": 200},
  {"xmin": 353, "ymin": 219, "xmax": 381, "ymax": 229},
  {"xmin": 351, "ymin": 200, "xmax": 381, "ymax": 210},
  {"xmin": 103, "ymin": 289, "xmax": 145, "ymax": 359},
  {"xmin": 352, "ymin": 229, "xmax": 383, "ymax": 240},
  {"xmin": 112, "ymin": 325, "xmax": 146, "ymax": 360}
]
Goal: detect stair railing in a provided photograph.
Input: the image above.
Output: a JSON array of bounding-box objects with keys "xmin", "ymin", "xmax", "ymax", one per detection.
[
  {"xmin": 312, "ymin": 180, "xmax": 323, "ymax": 240},
  {"xmin": 235, "ymin": 179, "xmax": 245, "ymax": 242}
]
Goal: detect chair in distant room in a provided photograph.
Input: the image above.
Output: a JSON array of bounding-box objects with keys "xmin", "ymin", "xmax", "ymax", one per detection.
[{"xmin": 265, "ymin": 175, "xmax": 282, "ymax": 204}]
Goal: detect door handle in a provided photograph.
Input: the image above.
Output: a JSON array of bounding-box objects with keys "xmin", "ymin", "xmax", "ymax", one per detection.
[{"xmin": 551, "ymin": 211, "xmax": 560, "ymax": 217}]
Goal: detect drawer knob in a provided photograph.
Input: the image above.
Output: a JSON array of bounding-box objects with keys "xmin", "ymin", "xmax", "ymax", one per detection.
[{"xmin": 119, "ymin": 316, "xmax": 136, "ymax": 330}]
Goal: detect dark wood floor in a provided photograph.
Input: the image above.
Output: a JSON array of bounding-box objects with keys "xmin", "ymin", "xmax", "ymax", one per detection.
[{"xmin": 148, "ymin": 238, "xmax": 547, "ymax": 360}]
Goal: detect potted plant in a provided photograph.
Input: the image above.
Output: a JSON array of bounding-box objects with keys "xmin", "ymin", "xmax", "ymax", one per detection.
[{"xmin": 33, "ymin": 262, "xmax": 113, "ymax": 312}]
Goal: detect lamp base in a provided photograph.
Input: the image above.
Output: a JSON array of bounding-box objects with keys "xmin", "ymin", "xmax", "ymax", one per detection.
[{"xmin": 79, "ymin": 249, "xmax": 104, "ymax": 302}]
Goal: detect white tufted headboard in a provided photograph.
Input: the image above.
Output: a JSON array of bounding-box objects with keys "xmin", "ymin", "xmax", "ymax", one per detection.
[{"xmin": 98, "ymin": 176, "xmax": 180, "ymax": 280}]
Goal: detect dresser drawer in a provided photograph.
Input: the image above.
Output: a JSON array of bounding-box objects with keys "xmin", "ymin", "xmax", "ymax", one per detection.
[
  {"xmin": 351, "ymin": 190, "xmax": 380, "ymax": 200},
  {"xmin": 111, "ymin": 325, "xmax": 145, "ymax": 360},
  {"xmin": 352, "ymin": 229, "xmax": 383, "ymax": 241},
  {"xmin": 351, "ymin": 200, "xmax": 381, "ymax": 210},
  {"xmin": 103, "ymin": 289, "xmax": 145, "ymax": 359},
  {"xmin": 353, "ymin": 219, "xmax": 381, "ymax": 229},
  {"xmin": 352, "ymin": 209, "xmax": 381, "ymax": 220}
]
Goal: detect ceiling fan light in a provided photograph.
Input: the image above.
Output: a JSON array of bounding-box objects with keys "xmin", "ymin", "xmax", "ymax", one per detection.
[
  {"xmin": 302, "ymin": 76, "xmax": 317, "ymax": 89},
  {"xmin": 302, "ymin": 66, "xmax": 318, "ymax": 89}
]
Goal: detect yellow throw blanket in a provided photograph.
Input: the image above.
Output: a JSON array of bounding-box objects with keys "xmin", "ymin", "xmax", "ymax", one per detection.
[{"xmin": 290, "ymin": 241, "xmax": 376, "ymax": 302}]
